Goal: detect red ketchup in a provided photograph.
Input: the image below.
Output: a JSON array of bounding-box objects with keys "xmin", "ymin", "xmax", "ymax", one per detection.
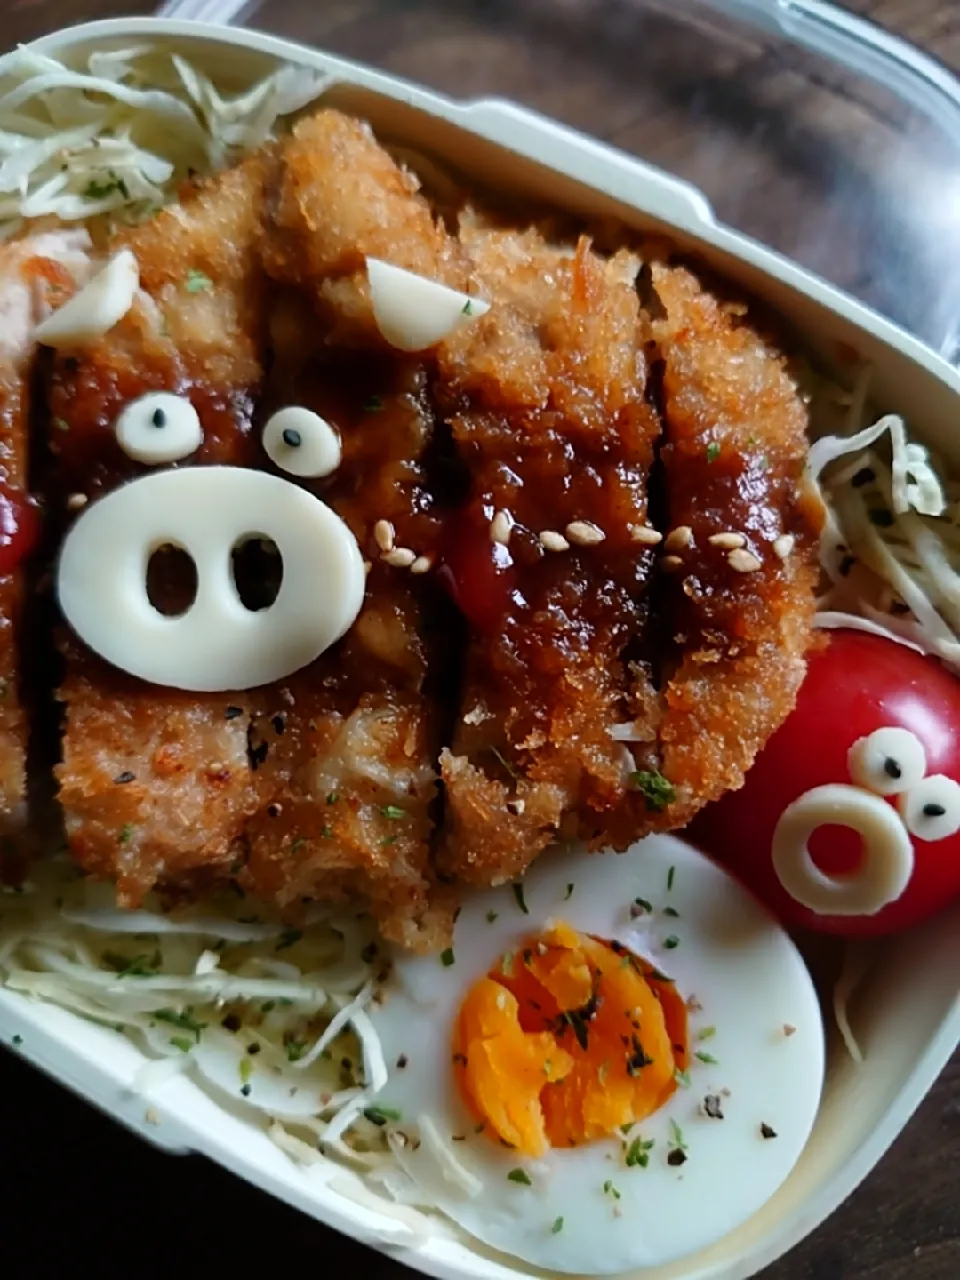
[
  {"xmin": 0, "ymin": 485, "xmax": 40, "ymax": 577},
  {"xmin": 436, "ymin": 504, "xmax": 517, "ymax": 633}
]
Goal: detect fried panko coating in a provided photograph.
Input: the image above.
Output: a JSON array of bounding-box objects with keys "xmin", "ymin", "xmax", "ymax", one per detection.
[
  {"xmin": 648, "ymin": 263, "xmax": 822, "ymax": 826},
  {"xmin": 50, "ymin": 156, "xmax": 271, "ymax": 905},
  {"xmin": 436, "ymin": 226, "xmax": 662, "ymax": 885},
  {"xmin": 242, "ymin": 113, "xmax": 459, "ymax": 949}
]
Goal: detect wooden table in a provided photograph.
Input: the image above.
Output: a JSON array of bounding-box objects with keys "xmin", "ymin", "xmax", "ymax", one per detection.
[{"xmin": 1, "ymin": 2, "xmax": 958, "ymax": 1277}]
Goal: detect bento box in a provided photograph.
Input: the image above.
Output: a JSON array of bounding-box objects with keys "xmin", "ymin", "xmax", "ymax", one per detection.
[{"xmin": 0, "ymin": 17, "xmax": 957, "ymax": 1280}]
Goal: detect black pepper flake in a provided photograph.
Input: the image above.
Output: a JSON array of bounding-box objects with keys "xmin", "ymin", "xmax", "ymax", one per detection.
[
  {"xmin": 884, "ymin": 757, "xmax": 902, "ymax": 780},
  {"xmin": 113, "ymin": 770, "xmax": 136, "ymax": 784},
  {"xmin": 923, "ymin": 802, "xmax": 947, "ymax": 818},
  {"xmin": 267, "ymin": 803, "xmax": 281, "ymax": 818},
  {"xmin": 249, "ymin": 740, "xmax": 269, "ymax": 770},
  {"xmin": 851, "ymin": 467, "xmax": 875, "ymax": 488},
  {"xmin": 839, "ymin": 554, "xmax": 856, "ymax": 577},
  {"xmin": 246, "ymin": 1043, "xmax": 261, "ymax": 1056},
  {"xmin": 240, "ymin": 1084, "xmax": 252, "ymax": 1097},
  {"xmin": 340, "ymin": 1056, "xmax": 352, "ymax": 1071},
  {"xmin": 361, "ymin": 942, "xmax": 379, "ymax": 964},
  {"xmin": 453, "ymin": 1052, "xmax": 468, "ymax": 1067},
  {"xmin": 397, "ymin": 1054, "xmax": 408, "ymax": 1069},
  {"xmin": 221, "ymin": 1014, "xmax": 242, "ymax": 1033},
  {"xmin": 271, "ymin": 714, "xmax": 286, "ymax": 735},
  {"xmin": 667, "ymin": 1148, "xmax": 687, "ymax": 1167},
  {"xmin": 225, "ymin": 705, "xmax": 244, "ymax": 720},
  {"xmin": 703, "ymin": 1094, "xmax": 724, "ymax": 1120},
  {"xmin": 760, "ymin": 1123, "xmax": 778, "ymax": 1140},
  {"xmin": 626, "ymin": 1034, "xmax": 654, "ymax": 1076},
  {"xmin": 12, "ymin": 1034, "xmax": 22, "ymax": 1047}
]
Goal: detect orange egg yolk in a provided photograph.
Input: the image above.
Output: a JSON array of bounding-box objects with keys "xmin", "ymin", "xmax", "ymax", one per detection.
[{"xmin": 453, "ymin": 921, "xmax": 689, "ymax": 1157}]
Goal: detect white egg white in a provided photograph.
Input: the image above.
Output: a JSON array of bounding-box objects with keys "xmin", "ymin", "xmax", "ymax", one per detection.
[{"xmin": 366, "ymin": 835, "xmax": 825, "ymax": 1276}]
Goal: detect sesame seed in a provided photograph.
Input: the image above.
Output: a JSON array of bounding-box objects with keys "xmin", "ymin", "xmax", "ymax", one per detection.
[
  {"xmin": 565, "ymin": 520, "xmax": 605, "ymax": 547},
  {"xmin": 707, "ymin": 531, "xmax": 746, "ymax": 550},
  {"xmin": 662, "ymin": 555, "xmax": 684, "ymax": 571},
  {"xmin": 383, "ymin": 547, "xmax": 416, "ymax": 568},
  {"xmin": 664, "ymin": 525, "xmax": 693, "ymax": 552},
  {"xmin": 783, "ymin": 1024, "xmax": 797, "ymax": 1037},
  {"xmin": 373, "ymin": 519, "xmax": 395, "ymax": 553},
  {"xmin": 628, "ymin": 525, "xmax": 663, "ymax": 546},
  {"xmin": 410, "ymin": 554, "xmax": 434, "ymax": 575},
  {"xmin": 772, "ymin": 534, "xmax": 795, "ymax": 560},
  {"xmin": 145, "ymin": 1108, "xmax": 160, "ymax": 1126},
  {"xmin": 540, "ymin": 530, "xmax": 570, "ymax": 552},
  {"xmin": 490, "ymin": 509, "xmax": 514, "ymax": 545},
  {"xmin": 67, "ymin": 492, "xmax": 88, "ymax": 511},
  {"xmin": 728, "ymin": 549, "xmax": 763, "ymax": 573}
]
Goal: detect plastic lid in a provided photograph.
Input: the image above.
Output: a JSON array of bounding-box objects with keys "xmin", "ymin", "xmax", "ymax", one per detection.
[{"xmin": 222, "ymin": 0, "xmax": 960, "ymax": 361}]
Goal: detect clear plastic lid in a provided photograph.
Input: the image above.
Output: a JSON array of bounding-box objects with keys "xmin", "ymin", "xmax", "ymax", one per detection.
[{"xmin": 210, "ymin": 0, "xmax": 960, "ymax": 361}]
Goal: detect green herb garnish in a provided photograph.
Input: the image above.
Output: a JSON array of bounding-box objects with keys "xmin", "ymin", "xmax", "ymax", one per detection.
[
  {"xmin": 170, "ymin": 1036, "xmax": 193, "ymax": 1053},
  {"xmin": 706, "ymin": 442, "xmax": 721, "ymax": 462},
  {"xmin": 381, "ymin": 804, "xmax": 406, "ymax": 820},
  {"xmin": 83, "ymin": 172, "xmax": 129, "ymax": 200},
  {"xmin": 625, "ymin": 1136, "xmax": 655, "ymax": 1168},
  {"xmin": 551, "ymin": 1216, "xmax": 564, "ymax": 1234},
  {"xmin": 440, "ymin": 947, "xmax": 455, "ymax": 967},
  {"xmin": 667, "ymin": 865, "xmax": 676, "ymax": 892},
  {"xmin": 629, "ymin": 770, "xmax": 676, "ymax": 813},
  {"xmin": 276, "ymin": 928, "xmax": 303, "ymax": 951},
  {"xmin": 116, "ymin": 824, "xmax": 133, "ymax": 846},
  {"xmin": 284, "ymin": 1039, "xmax": 307, "ymax": 1062},
  {"xmin": 53, "ymin": 417, "xmax": 69, "ymax": 432},
  {"xmin": 153, "ymin": 1008, "xmax": 206, "ymax": 1042},
  {"xmin": 697, "ymin": 1026, "xmax": 717, "ymax": 1041},
  {"xmin": 663, "ymin": 935, "xmax": 680, "ymax": 950},
  {"xmin": 363, "ymin": 1105, "xmax": 402, "ymax": 1126},
  {"xmin": 185, "ymin": 268, "xmax": 212, "ymax": 293},
  {"xmin": 102, "ymin": 950, "xmax": 160, "ymax": 978},
  {"xmin": 564, "ymin": 883, "xmax": 574, "ymax": 900},
  {"xmin": 674, "ymin": 1068, "xmax": 691, "ymax": 1088},
  {"xmin": 668, "ymin": 1118, "xmax": 687, "ymax": 1151},
  {"xmin": 239, "ymin": 1057, "xmax": 253, "ymax": 1085},
  {"xmin": 695, "ymin": 1050, "xmax": 719, "ymax": 1065},
  {"xmin": 603, "ymin": 1179, "xmax": 621, "ymax": 1200},
  {"xmin": 507, "ymin": 1168, "xmax": 532, "ymax": 1186},
  {"xmin": 512, "ymin": 883, "xmax": 529, "ymax": 914},
  {"xmin": 326, "ymin": 792, "xmax": 339, "ymax": 805}
]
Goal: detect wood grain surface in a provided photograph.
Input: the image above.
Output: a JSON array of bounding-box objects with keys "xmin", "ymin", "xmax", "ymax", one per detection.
[{"xmin": 0, "ymin": 2, "xmax": 958, "ymax": 1278}]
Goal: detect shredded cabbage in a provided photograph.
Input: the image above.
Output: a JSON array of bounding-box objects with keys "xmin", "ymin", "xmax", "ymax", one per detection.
[{"xmin": 0, "ymin": 43, "xmax": 330, "ymax": 238}]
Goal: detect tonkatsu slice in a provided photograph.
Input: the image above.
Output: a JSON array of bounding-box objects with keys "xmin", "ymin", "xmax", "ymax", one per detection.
[
  {"xmin": 436, "ymin": 223, "xmax": 662, "ymax": 886},
  {"xmin": 49, "ymin": 155, "xmax": 271, "ymax": 905},
  {"xmin": 647, "ymin": 262, "xmax": 822, "ymax": 828},
  {"xmin": 242, "ymin": 110, "xmax": 459, "ymax": 948},
  {"xmin": 0, "ymin": 228, "xmax": 91, "ymax": 852}
]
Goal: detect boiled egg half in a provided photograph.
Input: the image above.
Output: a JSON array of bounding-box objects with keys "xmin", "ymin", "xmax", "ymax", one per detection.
[{"xmin": 367, "ymin": 835, "xmax": 824, "ymax": 1275}]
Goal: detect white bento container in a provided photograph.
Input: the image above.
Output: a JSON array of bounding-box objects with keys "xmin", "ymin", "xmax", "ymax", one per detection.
[{"xmin": 0, "ymin": 18, "xmax": 957, "ymax": 1280}]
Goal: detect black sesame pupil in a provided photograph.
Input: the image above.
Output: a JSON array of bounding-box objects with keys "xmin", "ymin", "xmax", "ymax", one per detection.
[
  {"xmin": 151, "ymin": 407, "xmax": 167, "ymax": 428},
  {"xmin": 883, "ymin": 757, "xmax": 902, "ymax": 780},
  {"xmin": 923, "ymin": 802, "xmax": 947, "ymax": 818},
  {"xmin": 282, "ymin": 427, "xmax": 302, "ymax": 448}
]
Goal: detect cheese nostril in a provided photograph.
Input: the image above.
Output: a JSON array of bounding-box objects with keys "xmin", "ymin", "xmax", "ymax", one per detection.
[
  {"xmin": 808, "ymin": 823, "xmax": 863, "ymax": 879},
  {"xmin": 230, "ymin": 535, "xmax": 283, "ymax": 612},
  {"xmin": 146, "ymin": 544, "xmax": 197, "ymax": 617}
]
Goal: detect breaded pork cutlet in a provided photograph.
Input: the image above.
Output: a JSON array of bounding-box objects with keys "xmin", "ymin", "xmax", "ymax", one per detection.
[
  {"xmin": 436, "ymin": 225, "xmax": 663, "ymax": 886},
  {"xmin": 0, "ymin": 229, "xmax": 90, "ymax": 860},
  {"xmin": 48, "ymin": 156, "xmax": 271, "ymax": 906},
  {"xmin": 241, "ymin": 110, "xmax": 461, "ymax": 948},
  {"xmin": 647, "ymin": 263, "xmax": 822, "ymax": 827}
]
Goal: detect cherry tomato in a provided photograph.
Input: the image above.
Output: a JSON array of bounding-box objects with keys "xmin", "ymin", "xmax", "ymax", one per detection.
[
  {"xmin": 689, "ymin": 630, "xmax": 960, "ymax": 937},
  {"xmin": 436, "ymin": 503, "xmax": 517, "ymax": 633}
]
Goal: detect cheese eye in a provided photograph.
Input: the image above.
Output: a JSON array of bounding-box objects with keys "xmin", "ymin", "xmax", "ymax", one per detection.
[
  {"xmin": 263, "ymin": 406, "xmax": 341, "ymax": 479},
  {"xmin": 898, "ymin": 775, "xmax": 960, "ymax": 842},
  {"xmin": 115, "ymin": 392, "xmax": 202, "ymax": 465},
  {"xmin": 847, "ymin": 727, "xmax": 927, "ymax": 796}
]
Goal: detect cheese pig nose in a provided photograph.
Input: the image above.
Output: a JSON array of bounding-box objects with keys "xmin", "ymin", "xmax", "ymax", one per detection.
[{"xmin": 56, "ymin": 467, "xmax": 366, "ymax": 693}]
